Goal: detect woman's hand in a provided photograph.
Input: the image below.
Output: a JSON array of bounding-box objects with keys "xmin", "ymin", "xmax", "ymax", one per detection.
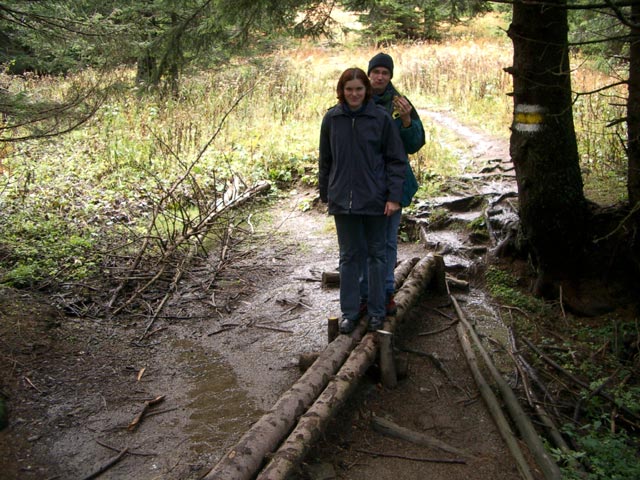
[{"xmin": 384, "ymin": 201, "xmax": 401, "ymax": 216}]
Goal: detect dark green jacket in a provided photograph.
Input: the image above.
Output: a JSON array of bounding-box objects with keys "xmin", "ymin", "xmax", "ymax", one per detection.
[{"xmin": 373, "ymin": 82, "xmax": 425, "ymax": 207}]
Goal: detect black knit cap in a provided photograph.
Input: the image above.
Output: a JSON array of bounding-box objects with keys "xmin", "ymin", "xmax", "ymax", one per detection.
[{"xmin": 367, "ymin": 52, "xmax": 394, "ymax": 78}]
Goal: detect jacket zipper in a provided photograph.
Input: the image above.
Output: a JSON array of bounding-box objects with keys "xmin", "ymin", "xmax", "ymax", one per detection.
[{"xmin": 349, "ymin": 117, "xmax": 355, "ymax": 211}]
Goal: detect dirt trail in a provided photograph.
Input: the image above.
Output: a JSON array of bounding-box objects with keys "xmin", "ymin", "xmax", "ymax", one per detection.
[{"xmin": 0, "ymin": 110, "xmax": 535, "ymax": 480}]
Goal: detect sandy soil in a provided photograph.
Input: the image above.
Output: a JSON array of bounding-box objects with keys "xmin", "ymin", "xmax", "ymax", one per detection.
[{"xmin": 0, "ymin": 111, "xmax": 540, "ymax": 480}]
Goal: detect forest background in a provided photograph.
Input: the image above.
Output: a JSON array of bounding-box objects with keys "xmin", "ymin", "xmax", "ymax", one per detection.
[{"xmin": 1, "ymin": 1, "xmax": 638, "ymax": 479}]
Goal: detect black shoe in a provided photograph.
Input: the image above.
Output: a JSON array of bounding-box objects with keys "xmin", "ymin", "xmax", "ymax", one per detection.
[
  {"xmin": 339, "ymin": 317, "xmax": 357, "ymax": 334},
  {"xmin": 368, "ymin": 316, "xmax": 384, "ymax": 332}
]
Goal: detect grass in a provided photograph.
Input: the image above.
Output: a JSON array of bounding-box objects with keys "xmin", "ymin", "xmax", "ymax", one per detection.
[
  {"xmin": 484, "ymin": 260, "xmax": 639, "ymax": 479},
  {"xmin": 0, "ymin": 13, "xmax": 630, "ymax": 282}
]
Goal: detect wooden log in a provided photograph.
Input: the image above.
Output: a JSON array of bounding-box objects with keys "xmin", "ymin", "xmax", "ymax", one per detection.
[
  {"xmin": 256, "ymin": 254, "xmax": 445, "ymax": 480},
  {"xmin": 446, "ymin": 275, "xmax": 469, "ymax": 291},
  {"xmin": 256, "ymin": 333, "xmax": 379, "ymax": 480},
  {"xmin": 323, "ymin": 256, "xmax": 420, "ymax": 291},
  {"xmin": 390, "ymin": 254, "xmax": 443, "ymax": 329},
  {"xmin": 451, "ymin": 296, "xmax": 562, "ymax": 480},
  {"xmin": 378, "ymin": 330, "xmax": 397, "ymax": 389},
  {"xmin": 321, "ymin": 271, "xmax": 339, "ymax": 288},
  {"xmin": 327, "ymin": 316, "xmax": 339, "ymax": 343},
  {"xmin": 206, "ymin": 255, "xmax": 445, "ymax": 480},
  {"xmin": 393, "ymin": 256, "xmax": 420, "ymax": 291},
  {"xmin": 202, "ymin": 323, "xmax": 367, "ymax": 480},
  {"xmin": 456, "ymin": 321, "xmax": 536, "ymax": 480},
  {"xmin": 298, "ymin": 352, "xmax": 320, "ymax": 372},
  {"xmin": 371, "ymin": 416, "xmax": 474, "ymax": 459},
  {"xmin": 432, "ymin": 254, "xmax": 448, "ymax": 294}
]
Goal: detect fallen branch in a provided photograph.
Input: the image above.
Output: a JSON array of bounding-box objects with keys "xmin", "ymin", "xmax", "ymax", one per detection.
[
  {"xmin": 522, "ymin": 337, "xmax": 640, "ymax": 423},
  {"xmin": 111, "ymin": 181, "xmax": 270, "ymax": 317},
  {"xmin": 417, "ymin": 319, "xmax": 458, "ymax": 336},
  {"xmin": 371, "ymin": 415, "xmax": 474, "ymax": 459},
  {"xmin": 128, "ymin": 395, "xmax": 165, "ymax": 431},
  {"xmin": 250, "ymin": 324, "xmax": 294, "ymax": 334},
  {"xmin": 108, "ymin": 92, "xmax": 258, "ymax": 310},
  {"xmin": 445, "ymin": 275, "xmax": 469, "ymax": 291},
  {"xmin": 95, "ymin": 440, "xmax": 155, "ymax": 457},
  {"xmin": 456, "ymin": 321, "xmax": 535, "ymax": 480},
  {"xmin": 138, "ymin": 252, "xmax": 192, "ymax": 340},
  {"xmin": 354, "ymin": 448, "xmax": 466, "ymax": 464},
  {"xmin": 81, "ymin": 447, "xmax": 129, "ymax": 480},
  {"xmin": 400, "ymin": 346, "xmax": 469, "ymax": 398},
  {"xmin": 506, "ymin": 334, "xmax": 574, "ymax": 461}
]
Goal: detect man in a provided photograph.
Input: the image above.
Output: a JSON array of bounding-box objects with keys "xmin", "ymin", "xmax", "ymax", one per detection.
[{"xmin": 360, "ymin": 52, "xmax": 425, "ymax": 316}]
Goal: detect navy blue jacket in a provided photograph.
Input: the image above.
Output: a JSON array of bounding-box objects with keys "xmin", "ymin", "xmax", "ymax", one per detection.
[{"xmin": 319, "ymin": 100, "xmax": 406, "ymax": 216}]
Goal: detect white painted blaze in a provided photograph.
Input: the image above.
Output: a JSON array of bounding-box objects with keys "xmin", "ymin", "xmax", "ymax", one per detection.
[{"xmin": 513, "ymin": 104, "xmax": 545, "ymax": 133}]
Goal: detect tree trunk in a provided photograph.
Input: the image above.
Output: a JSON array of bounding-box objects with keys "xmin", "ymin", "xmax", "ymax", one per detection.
[
  {"xmin": 628, "ymin": 2, "xmax": 640, "ymax": 208},
  {"xmin": 135, "ymin": 48, "xmax": 156, "ymax": 87},
  {"xmin": 507, "ymin": 0, "xmax": 588, "ymax": 295}
]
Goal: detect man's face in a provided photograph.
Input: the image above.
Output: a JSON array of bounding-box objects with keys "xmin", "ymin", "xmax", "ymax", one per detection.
[{"xmin": 369, "ymin": 66, "xmax": 391, "ymax": 94}]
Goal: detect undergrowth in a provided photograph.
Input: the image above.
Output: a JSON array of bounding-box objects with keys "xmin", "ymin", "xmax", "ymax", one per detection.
[{"xmin": 485, "ymin": 263, "xmax": 640, "ymax": 480}]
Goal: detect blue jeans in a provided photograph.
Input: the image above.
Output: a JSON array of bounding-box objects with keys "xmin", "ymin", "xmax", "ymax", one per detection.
[
  {"xmin": 334, "ymin": 214, "xmax": 387, "ymax": 320},
  {"xmin": 359, "ymin": 208, "xmax": 401, "ymax": 301}
]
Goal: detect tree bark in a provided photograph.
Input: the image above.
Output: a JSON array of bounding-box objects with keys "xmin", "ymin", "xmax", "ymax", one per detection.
[
  {"xmin": 507, "ymin": 0, "xmax": 589, "ymax": 293},
  {"xmin": 378, "ymin": 330, "xmax": 398, "ymax": 388},
  {"xmin": 628, "ymin": 2, "xmax": 640, "ymax": 208}
]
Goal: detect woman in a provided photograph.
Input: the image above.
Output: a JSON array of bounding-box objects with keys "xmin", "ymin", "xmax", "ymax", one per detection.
[{"xmin": 318, "ymin": 67, "xmax": 406, "ymax": 334}]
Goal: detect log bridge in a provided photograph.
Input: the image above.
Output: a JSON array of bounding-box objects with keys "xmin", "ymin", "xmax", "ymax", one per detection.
[
  {"xmin": 203, "ymin": 253, "xmax": 561, "ymax": 480},
  {"xmin": 203, "ymin": 254, "xmax": 446, "ymax": 480}
]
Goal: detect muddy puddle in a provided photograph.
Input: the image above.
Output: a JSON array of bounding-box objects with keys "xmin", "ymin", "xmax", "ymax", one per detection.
[{"xmin": 175, "ymin": 339, "xmax": 260, "ymax": 454}]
